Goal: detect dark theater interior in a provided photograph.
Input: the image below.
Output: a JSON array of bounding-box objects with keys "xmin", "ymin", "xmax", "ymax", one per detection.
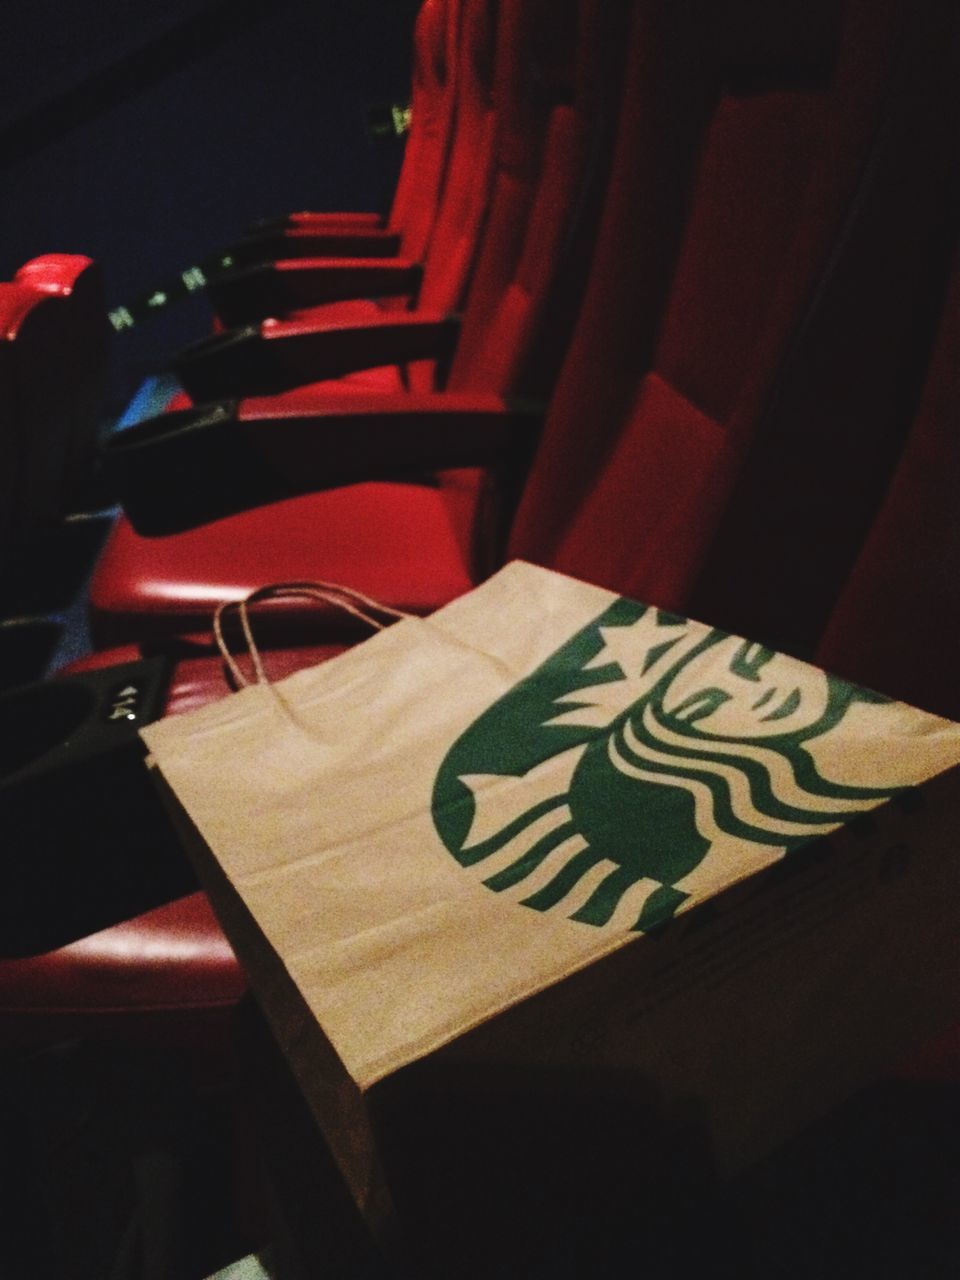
[{"xmin": 2, "ymin": 0, "xmax": 960, "ymax": 1275}]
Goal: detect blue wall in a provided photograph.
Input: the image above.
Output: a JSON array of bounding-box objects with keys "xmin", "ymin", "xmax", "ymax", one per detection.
[{"xmin": 0, "ymin": 0, "xmax": 420, "ymax": 407}]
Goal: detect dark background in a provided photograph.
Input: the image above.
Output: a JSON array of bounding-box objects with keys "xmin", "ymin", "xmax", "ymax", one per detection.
[{"xmin": 0, "ymin": 0, "xmax": 420, "ymax": 408}]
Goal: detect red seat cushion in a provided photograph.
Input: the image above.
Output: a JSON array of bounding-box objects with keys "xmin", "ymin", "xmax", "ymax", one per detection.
[
  {"xmin": 0, "ymin": 641, "xmax": 349, "ymax": 1046},
  {"xmin": 90, "ymin": 481, "xmax": 477, "ymax": 645},
  {"xmin": 0, "ymin": 894, "xmax": 243, "ymax": 1029}
]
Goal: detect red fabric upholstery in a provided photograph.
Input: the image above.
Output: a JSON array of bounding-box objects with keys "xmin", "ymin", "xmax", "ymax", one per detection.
[
  {"xmin": 96, "ymin": 0, "xmax": 956, "ymax": 661},
  {"xmin": 91, "ymin": 482, "xmax": 477, "ymax": 645},
  {"xmin": 22, "ymin": 0, "xmax": 960, "ymax": 1057},
  {"xmin": 273, "ymin": 0, "xmax": 563, "ymax": 353},
  {"xmin": 816, "ymin": 253, "xmax": 960, "ymax": 721},
  {"xmin": 93, "ymin": 0, "xmax": 623, "ymax": 643},
  {"xmin": 0, "ymin": 641, "xmax": 348, "ymax": 1046},
  {"xmin": 0, "ymin": 894, "xmax": 244, "ymax": 1045},
  {"xmin": 386, "ymin": 0, "xmax": 460, "ymax": 260},
  {"xmin": 688, "ymin": 0, "xmax": 960, "ymax": 656},
  {"xmin": 207, "ymin": 0, "xmax": 491, "ymax": 331},
  {"xmin": 514, "ymin": 0, "xmax": 958, "ymax": 644},
  {"xmin": 261, "ymin": 0, "xmax": 459, "ymax": 261}
]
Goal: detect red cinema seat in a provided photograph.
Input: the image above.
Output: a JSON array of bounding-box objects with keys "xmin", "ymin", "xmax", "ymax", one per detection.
[
  {"xmin": 537, "ymin": 0, "xmax": 959, "ymax": 638},
  {"xmin": 91, "ymin": 0, "xmax": 631, "ymax": 642},
  {"xmin": 93, "ymin": 0, "xmax": 957, "ymax": 649},
  {"xmin": 8, "ymin": 0, "xmax": 959, "ymax": 1046},
  {"xmin": 0, "ymin": 0, "xmax": 706, "ymax": 1038},
  {"xmin": 203, "ymin": 0, "xmax": 501, "ymax": 335},
  {"xmin": 172, "ymin": 0, "xmax": 624, "ymax": 408},
  {"xmin": 231, "ymin": 0, "xmax": 460, "ymax": 265}
]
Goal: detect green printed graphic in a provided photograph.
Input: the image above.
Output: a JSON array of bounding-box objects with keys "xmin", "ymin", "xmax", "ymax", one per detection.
[{"xmin": 432, "ymin": 601, "xmax": 900, "ymax": 934}]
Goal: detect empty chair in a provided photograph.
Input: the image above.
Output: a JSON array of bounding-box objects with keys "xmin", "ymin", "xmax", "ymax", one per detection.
[
  {"xmin": 91, "ymin": 0, "xmax": 630, "ymax": 642},
  {"xmin": 93, "ymin": 0, "xmax": 957, "ymax": 650},
  {"xmin": 204, "ymin": 0, "xmax": 500, "ymax": 334},
  {"xmin": 222, "ymin": 0, "xmax": 461, "ymax": 269},
  {"xmin": 173, "ymin": 0, "xmax": 624, "ymax": 408}
]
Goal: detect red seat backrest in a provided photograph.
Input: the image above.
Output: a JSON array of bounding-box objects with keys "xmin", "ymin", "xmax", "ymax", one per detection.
[
  {"xmin": 407, "ymin": 0, "xmax": 585, "ymax": 392},
  {"xmin": 390, "ymin": 0, "xmax": 460, "ymax": 262},
  {"xmin": 816, "ymin": 251, "xmax": 960, "ymax": 720},
  {"xmin": 401, "ymin": 0, "xmax": 499, "ymax": 322},
  {"xmin": 446, "ymin": 0, "xmax": 634, "ymax": 399},
  {"xmin": 509, "ymin": 0, "xmax": 959, "ymax": 641}
]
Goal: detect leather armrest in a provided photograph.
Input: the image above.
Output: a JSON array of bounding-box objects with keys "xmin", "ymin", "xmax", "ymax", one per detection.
[
  {"xmin": 175, "ymin": 312, "xmax": 461, "ymax": 400},
  {"xmin": 103, "ymin": 395, "xmax": 544, "ymax": 535},
  {"xmin": 210, "ymin": 258, "xmax": 423, "ymax": 327},
  {"xmin": 228, "ymin": 227, "xmax": 403, "ymax": 269}
]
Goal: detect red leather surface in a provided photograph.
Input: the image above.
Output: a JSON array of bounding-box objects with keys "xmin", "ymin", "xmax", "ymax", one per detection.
[
  {"xmin": 0, "ymin": 894, "xmax": 244, "ymax": 1019},
  {"xmin": 512, "ymin": 0, "xmax": 950, "ymax": 647},
  {"xmin": 90, "ymin": 482, "xmax": 477, "ymax": 645},
  {"xmin": 0, "ymin": 642, "xmax": 349, "ymax": 1040},
  {"xmin": 507, "ymin": 0, "xmax": 718, "ymax": 566},
  {"xmin": 388, "ymin": 0, "xmax": 459, "ymax": 260},
  {"xmin": 441, "ymin": 0, "xmax": 614, "ymax": 397},
  {"xmin": 91, "ymin": 0, "xmax": 592, "ymax": 639},
  {"xmin": 545, "ymin": 86, "xmax": 830, "ymax": 605}
]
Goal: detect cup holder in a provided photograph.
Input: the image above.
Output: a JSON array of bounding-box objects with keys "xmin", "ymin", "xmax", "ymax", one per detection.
[{"xmin": 0, "ymin": 680, "xmax": 96, "ymax": 778}]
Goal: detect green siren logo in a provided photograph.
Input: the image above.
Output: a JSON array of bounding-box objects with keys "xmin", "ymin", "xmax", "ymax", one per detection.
[{"xmin": 431, "ymin": 599, "xmax": 901, "ymax": 934}]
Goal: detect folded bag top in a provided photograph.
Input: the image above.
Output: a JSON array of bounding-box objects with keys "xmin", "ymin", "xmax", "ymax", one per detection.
[{"xmin": 142, "ymin": 560, "xmax": 960, "ymax": 1092}]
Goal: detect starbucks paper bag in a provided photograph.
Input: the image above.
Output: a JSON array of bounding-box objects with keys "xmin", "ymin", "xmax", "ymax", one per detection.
[{"xmin": 142, "ymin": 561, "xmax": 960, "ymax": 1218}]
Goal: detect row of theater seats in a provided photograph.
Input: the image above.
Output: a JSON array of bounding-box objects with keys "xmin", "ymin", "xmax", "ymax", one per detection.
[{"xmin": 3, "ymin": 0, "xmax": 960, "ymax": 1106}]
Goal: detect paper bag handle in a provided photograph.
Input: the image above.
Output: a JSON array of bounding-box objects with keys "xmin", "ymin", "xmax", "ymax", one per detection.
[{"xmin": 213, "ymin": 581, "xmax": 413, "ymax": 687}]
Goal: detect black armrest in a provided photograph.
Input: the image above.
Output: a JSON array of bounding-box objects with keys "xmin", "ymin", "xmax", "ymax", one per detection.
[
  {"xmin": 174, "ymin": 313, "xmax": 462, "ymax": 400},
  {"xmin": 103, "ymin": 396, "xmax": 544, "ymax": 536},
  {"xmin": 227, "ymin": 227, "xmax": 403, "ymax": 269},
  {"xmin": 248, "ymin": 211, "xmax": 384, "ymax": 233},
  {"xmin": 210, "ymin": 258, "xmax": 423, "ymax": 327}
]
